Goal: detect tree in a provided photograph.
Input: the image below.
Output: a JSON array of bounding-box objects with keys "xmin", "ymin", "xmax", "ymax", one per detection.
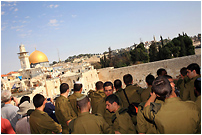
[
  {"xmin": 183, "ymin": 35, "xmax": 195, "ymax": 55},
  {"xmin": 149, "ymin": 42, "xmax": 158, "ymax": 62}
]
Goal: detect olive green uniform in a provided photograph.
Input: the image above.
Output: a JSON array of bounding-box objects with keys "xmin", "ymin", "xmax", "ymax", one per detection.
[
  {"xmin": 195, "ymin": 95, "xmax": 201, "ymax": 113},
  {"xmin": 136, "ymin": 99, "xmax": 164, "ymax": 134},
  {"xmin": 140, "ymin": 86, "xmax": 152, "ymax": 102},
  {"xmin": 182, "ymin": 75, "xmax": 200, "ymax": 101},
  {"xmin": 88, "ymin": 89, "xmax": 105, "ymax": 114},
  {"xmin": 97, "ymin": 97, "xmax": 114, "ymax": 126},
  {"xmin": 112, "ymin": 107, "xmax": 136, "ymax": 134},
  {"xmin": 55, "ymin": 95, "xmax": 77, "ymax": 134},
  {"xmin": 69, "ymin": 112, "xmax": 114, "ymax": 134},
  {"xmin": 143, "ymin": 97, "xmax": 200, "ymax": 134},
  {"xmin": 176, "ymin": 77, "xmax": 189, "ymax": 99},
  {"xmin": 29, "ymin": 109, "xmax": 62, "ymax": 134},
  {"xmin": 68, "ymin": 92, "xmax": 85, "ymax": 116}
]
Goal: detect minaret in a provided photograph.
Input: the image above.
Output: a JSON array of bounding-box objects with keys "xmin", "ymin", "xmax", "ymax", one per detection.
[{"xmin": 17, "ymin": 44, "xmax": 30, "ymax": 69}]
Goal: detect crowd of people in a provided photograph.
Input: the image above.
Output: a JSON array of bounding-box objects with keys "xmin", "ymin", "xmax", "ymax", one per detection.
[{"xmin": 1, "ymin": 63, "xmax": 201, "ymax": 134}]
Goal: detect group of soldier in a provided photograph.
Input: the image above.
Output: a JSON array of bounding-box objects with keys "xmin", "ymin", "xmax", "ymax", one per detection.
[{"xmin": 5, "ymin": 62, "xmax": 200, "ymax": 134}]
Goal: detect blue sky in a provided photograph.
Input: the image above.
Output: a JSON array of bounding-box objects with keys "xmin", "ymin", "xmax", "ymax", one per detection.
[{"xmin": 1, "ymin": 1, "xmax": 201, "ymax": 74}]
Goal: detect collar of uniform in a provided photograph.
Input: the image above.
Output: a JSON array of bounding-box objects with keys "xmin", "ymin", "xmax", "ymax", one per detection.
[
  {"xmin": 73, "ymin": 92, "xmax": 84, "ymax": 98},
  {"xmin": 114, "ymin": 107, "xmax": 122, "ymax": 114},
  {"xmin": 191, "ymin": 75, "xmax": 201, "ymax": 81},
  {"xmin": 126, "ymin": 84, "xmax": 132, "ymax": 87},
  {"xmin": 35, "ymin": 109, "xmax": 47, "ymax": 115},
  {"xmin": 97, "ymin": 90, "xmax": 104, "ymax": 93},
  {"xmin": 165, "ymin": 97, "xmax": 181, "ymax": 103},
  {"xmin": 117, "ymin": 88, "xmax": 123, "ymax": 92},
  {"xmin": 78, "ymin": 112, "xmax": 90, "ymax": 117}
]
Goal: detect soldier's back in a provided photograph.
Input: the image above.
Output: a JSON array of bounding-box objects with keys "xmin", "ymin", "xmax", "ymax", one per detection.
[
  {"xmin": 88, "ymin": 90, "xmax": 105, "ymax": 114},
  {"xmin": 68, "ymin": 93, "xmax": 85, "ymax": 115},
  {"xmin": 69, "ymin": 112, "xmax": 113, "ymax": 134},
  {"xmin": 155, "ymin": 97, "xmax": 200, "ymax": 134},
  {"xmin": 140, "ymin": 86, "xmax": 152, "ymax": 102}
]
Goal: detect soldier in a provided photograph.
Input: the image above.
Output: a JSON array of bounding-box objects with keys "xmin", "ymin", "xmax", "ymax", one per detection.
[
  {"xmin": 55, "ymin": 83, "xmax": 77, "ymax": 134},
  {"xmin": 183, "ymin": 63, "xmax": 201, "ymax": 101},
  {"xmin": 114, "ymin": 79, "xmax": 124, "ymax": 107},
  {"xmin": 69, "ymin": 95, "xmax": 114, "ymax": 134},
  {"xmin": 143, "ymin": 76, "xmax": 200, "ymax": 134},
  {"xmin": 140, "ymin": 74, "xmax": 155, "ymax": 102},
  {"xmin": 106, "ymin": 94, "xmax": 136, "ymax": 134},
  {"xmin": 68, "ymin": 81, "xmax": 85, "ymax": 116},
  {"xmin": 88, "ymin": 81, "xmax": 105, "ymax": 114},
  {"xmin": 97, "ymin": 81, "xmax": 114, "ymax": 126},
  {"xmin": 176, "ymin": 67, "xmax": 189, "ymax": 99},
  {"xmin": 29, "ymin": 94, "xmax": 62, "ymax": 134},
  {"xmin": 157, "ymin": 68, "xmax": 167, "ymax": 76}
]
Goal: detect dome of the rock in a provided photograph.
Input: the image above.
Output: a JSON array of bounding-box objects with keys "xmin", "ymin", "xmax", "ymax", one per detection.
[{"xmin": 29, "ymin": 50, "xmax": 49, "ymax": 64}]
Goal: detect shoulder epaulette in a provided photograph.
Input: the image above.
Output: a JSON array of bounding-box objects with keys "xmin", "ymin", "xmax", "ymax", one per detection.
[{"xmin": 150, "ymin": 102, "xmax": 161, "ymax": 114}]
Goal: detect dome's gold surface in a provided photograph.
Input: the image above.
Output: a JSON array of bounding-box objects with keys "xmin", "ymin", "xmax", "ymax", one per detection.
[{"xmin": 29, "ymin": 50, "xmax": 49, "ymax": 64}]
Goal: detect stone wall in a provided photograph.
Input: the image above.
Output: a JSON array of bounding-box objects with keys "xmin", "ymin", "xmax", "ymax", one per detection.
[{"xmin": 98, "ymin": 54, "xmax": 201, "ymax": 88}]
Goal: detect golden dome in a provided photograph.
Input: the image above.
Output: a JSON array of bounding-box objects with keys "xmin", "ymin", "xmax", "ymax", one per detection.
[{"xmin": 29, "ymin": 50, "xmax": 49, "ymax": 64}]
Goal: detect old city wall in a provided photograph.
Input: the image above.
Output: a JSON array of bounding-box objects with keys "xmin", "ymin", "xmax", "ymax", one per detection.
[{"xmin": 98, "ymin": 54, "xmax": 201, "ymax": 88}]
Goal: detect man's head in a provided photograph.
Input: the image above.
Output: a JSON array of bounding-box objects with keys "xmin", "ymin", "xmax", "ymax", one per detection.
[
  {"xmin": 114, "ymin": 79, "xmax": 122, "ymax": 91},
  {"xmin": 194, "ymin": 77, "xmax": 201, "ymax": 97},
  {"xmin": 19, "ymin": 96, "xmax": 30, "ymax": 106},
  {"xmin": 105, "ymin": 94, "xmax": 120, "ymax": 113},
  {"xmin": 187, "ymin": 63, "xmax": 200, "ymax": 79},
  {"xmin": 103, "ymin": 81, "xmax": 114, "ymax": 97},
  {"xmin": 123, "ymin": 74, "xmax": 133, "ymax": 85},
  {"xmin": 152, "ymin": 76, "xmax": 172, "ymax": 100},
  {"xmin": 180, "ymin": 67, "xmax": 188, "ymax": 77},
  {"xmin": 60, "ymin": 83, "xmax": 69, "ymax": 94},
  {"xmin": 1, "ymin": 90, "xmax": 12, "ymax": 103},
  {"xmin": 157, "ymin": 68, "xmax": 167, "ymax": 76},
  {"xmin": 73, "ymin": 82, "xmax": 83, "ymax": 92},
  {"xmin": 95, "ymin": 81, "xmax": 104, "ymax": 91},
  {"xmin": 33, "ymin": 94, "xmax": 46, "ymax": 108},
  {"xmin": 77, "ymin": 96, "xmax": 90, "ymax": 111},
  {"xmin": 145, "ymin": 74, "xmax": 155, "ymax": 86}
]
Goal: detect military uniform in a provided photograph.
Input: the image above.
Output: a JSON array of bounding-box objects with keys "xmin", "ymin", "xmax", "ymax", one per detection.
[
  {"xmin": 112, "ymin": 107, "xmax": 136, "ymax": 134},
  {"xmin": 182, "ymin": 75, "xmax": 200, "ymax": 101},
  {"xmin": 97, "ymin": 97, "xmax": 114, "ymax": 126},
  {"xmin": 29, "ymin": 109, "xmax": 61, "ymax": 134},
  {"xmin": 136, "ymin": 99, "xmax": 164, "ymax": 134},
  {"xmin": 143, "ymin": 97, "xmax": 200, "ymax": 134},
  {"xmin": 88, "ymin": 89, "xmax": 105, "ymax": 114},
  {"xmin": 55, "ymin": 95, "xmax": 77, "ymax": 134},
  {"xmin": 140, "ymin": 86, "xmax": 152, "ymax": 102},
  {"xmin": 68, "ymin": 92, "xmax": 85, "ymax": 116},
  {"xmin": 176, "ymin": 76, "xmax": 189, "ymax": 99},
  {"xmin": 195, "ymin": 95, "xmax": 201, "ymax": 113},
  {"xmin": 69, "ymin": 112, "xmax": 114, "ymax": 134}
]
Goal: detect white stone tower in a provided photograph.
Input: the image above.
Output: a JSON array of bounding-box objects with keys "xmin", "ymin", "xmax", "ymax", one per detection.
[{"xmin": 17, "ymin": 44, "xmax": 30, "ymax": 69}]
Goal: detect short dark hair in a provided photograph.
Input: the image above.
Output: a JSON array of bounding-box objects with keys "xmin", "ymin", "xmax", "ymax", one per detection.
[
  {"xmin": 77, "ymin": 96, "xmax": 90, "ymax": 109},
  {"xmin": 157, "ymin": 68, "xmax": 167, "ymax": 76},
  {"xmin": 114, "ymin": 79, "xmax": 122, "ymax": 90},
  {"xmin": 152, "ymin": 76, "xmax": 172, "ymax": 100},
  {"xmin": 60, "ymin": 83, "xmax": 69, "ymax": 94},
  {"xmin": 145, "ymin": 74, "xmax": 155, "ymax": 85},
  {"xmin": 33, "ymin": 94, "xmax": 45, "ymax": 108},
  {"xmin": 103, "ymin": 81, "xmax": 113, "ymax": 90},
  {"xmin": 73, "ymin": 83, "xmax": 82, "ymax": 91},
  {"xmin": 19, "ymin": 96, "xmax": 30, "ymax": 106},
  {"xmin": 187, "ymin": 63, "xmax": 200, "ymax": 75},
  {"xmin": 180, "ymin": 67, "xmax": 187, "ymax": 76},
  {"xmin": 123, "ymin": 74, "xmax": 133, "ymax": 85},
  {"xmin": 105, "ymin": 94, "xmax": 119, "ymax": 105},
  {"xmin": 95, "ymin": 81, "xmax": 103, "ymax": 90},
  {"xmin": 194, "ymin": 77, "xmax": 201, "ymax": 95}
]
